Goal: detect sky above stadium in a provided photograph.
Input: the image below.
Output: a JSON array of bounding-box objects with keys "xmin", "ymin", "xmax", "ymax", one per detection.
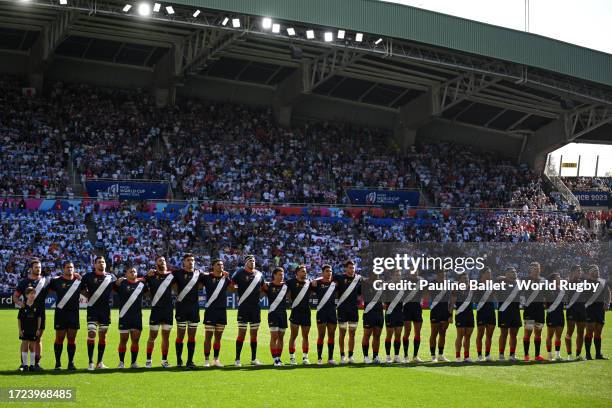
[{"xmin": 380, "ymin": 0, "xmax": 612, "ymax": 54}]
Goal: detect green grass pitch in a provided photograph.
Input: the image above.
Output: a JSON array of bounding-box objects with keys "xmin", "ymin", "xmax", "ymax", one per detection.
[{"xmin": 0, "ymin": 309, "xmax": 610, "ymax": 407}]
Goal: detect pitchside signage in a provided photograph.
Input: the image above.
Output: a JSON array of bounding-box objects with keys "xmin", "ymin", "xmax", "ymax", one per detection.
[
  {"xmin": 346, "ymin": 188, "xmax": 420, "ymax": 207},
  {"xmin": 86, "ymin": 180, "xmax": 169, "ymax": 200},
  {"xmin": 571, "ymin": 190, "xmax": 610, "ymax": 207}
]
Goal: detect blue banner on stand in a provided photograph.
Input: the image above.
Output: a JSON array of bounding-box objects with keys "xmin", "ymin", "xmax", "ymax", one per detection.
[
  {"xmin": 86, "ymin": 180, "xmax": 169, "ymax": 200},
  {"xmin": 346, "ymin": 189, "xmax": 420, "ymax": 207},
  {"xmin": 572, "ymin": 191, "xmax": 610, "ymax": 207}
]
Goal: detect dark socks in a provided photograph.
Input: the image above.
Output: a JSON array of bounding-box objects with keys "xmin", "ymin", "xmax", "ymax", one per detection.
[
  {"xmin": 175, "ymin": 338, "xmax": 184, "ymax": 364},
  {"xmin": 235, "ymin": 337, "xmax": 244, "ymax": 360}
]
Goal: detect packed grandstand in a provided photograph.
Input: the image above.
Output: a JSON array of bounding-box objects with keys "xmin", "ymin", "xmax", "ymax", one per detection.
[{"xmin": 0, "ymin": 76, "xmax": 610, "ymax": 290}]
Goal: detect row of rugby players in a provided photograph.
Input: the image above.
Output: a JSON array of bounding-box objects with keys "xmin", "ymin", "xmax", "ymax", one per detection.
[{"xmin": 13, "ymin": 257, "xmax": 610, "ymax": 371}]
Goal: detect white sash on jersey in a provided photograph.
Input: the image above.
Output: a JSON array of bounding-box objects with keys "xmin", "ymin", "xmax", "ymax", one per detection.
[
  {"xmin": 402, "ymin": 280, "xmax": 423, "ymax": 305},
  {"xmin": 499, "ymin": 283, "xmax": 520, "ymax": 312},
  {"xmin": 566, "ymin": 288, "xmax": 582, "ymax": 309},
  {"xmin": 151, "ymin": 274, "xmax": 173, "ymax": 307},
  {"xmin": 585, "ymin": 278, "xmax": 606, "ymax": 307},
  {"xmin": 524, "ymin": 279, "xmax": 544, "ymax": 307},
  {"xmin": 205, "ymin": 276, "xmax": 227, "ymax": 308},
  {"xmin": 456, "ymin": 291, "xmax": 474, "ymax": 314},
  {"xmin": 238, "ymin": 271, "xmax": 262, "ymax": 307},
  {"xmin": 547, "ymin": 290, "xmax": 566, "ymax": 313},
  {"xmin": 268, "ymin": 284, "xmax": 288, "ymax": 313},
  {"xmin": 476, "ymin": 289, "xmax": 492, "ymax": 311},
  {"xmin": 336, "ymin": 275, "xmax": 360, "ymax": 307},
  {"xmin": 291, "ymin": 280, "xmax": 311, "ymax": 309},
  {"xmin": 177, "ymin": 270, "xmax": 201, "ymax": 302},
  {"xmin": 386, "ymin": 290, "xmax": 405, "ymax": 315},
  {"xmin": 56, "ymin": 280, "xmax": 81, "ymax": 310},
  {"xmin": 33, "ymin": 277, "xmax": 48, "ymax": 300},
  {"xmin": 87, "ymin": 275, "xmax": 112, "ymax": 307},
  {"xmin": 119, "ymin": 282, "xmax": 144, "ymax": 318},
  {"xmin": 364, "ymin": 289, "xmax": 383, "ymax": 314},
  {"xmin": 317, "ymin": 282, "xmax": 337, "ymax": 311},
  {"xmin": 430, "ymin": 289, "xmax": 447, "ymax": 310}
]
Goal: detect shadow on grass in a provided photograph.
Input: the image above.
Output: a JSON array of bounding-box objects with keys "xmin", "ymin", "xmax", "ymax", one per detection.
[{"xmin": 0, "ymin": 358, "xmax": 584, "ymax": 375}]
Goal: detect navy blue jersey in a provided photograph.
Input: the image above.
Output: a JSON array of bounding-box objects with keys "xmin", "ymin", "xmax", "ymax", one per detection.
[
  {"xmin": 15, "ymin": 277, "xmax": 50, "ymax": 310},
  {"xmin": 82, "ymin": 272, "xmax": 116, "ymax": 309},
  {"xmin": 231, "ymin": 268, "xmax": 263, "ymax": 308},
  {"xmin": 145, "ymin": 272, "xmax": 174, "ymax": 309},
  {"xmin": 202, "ymin": 273, "xmax": 230, "ymax": 309},
  {"xmin": 115, "ymin": 280, "xmax": 146, "ymax": 315},
  {"xmin": 49, "ymin": 277, "xmax": 81, "ymax": 311},
  {"xmin": 172, "ymin": 269, "xmax": 205, "ymax": 305},
  {"xmin": 333, "ymin": 274, "xmax": 361, "ymax": 310},
  {"xmin": 314, "ymin": 279, "xmax": 337, "ymax": 313},
  {"xmin": 266, "ymin": 283, "xmax": 288, "ymax": 311},
  {"xmin": 18, "ymin": 304, "xmax": 41, "ymax": 334},
  {"xmin": 286, "ymin": 278, "xmax": 311, "ymax": 311}
]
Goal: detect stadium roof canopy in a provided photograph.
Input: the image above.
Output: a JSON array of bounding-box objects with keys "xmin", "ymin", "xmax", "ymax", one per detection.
[{"xmin": 0, "ymin": 0, "xmax": 611, "ymax": 146}]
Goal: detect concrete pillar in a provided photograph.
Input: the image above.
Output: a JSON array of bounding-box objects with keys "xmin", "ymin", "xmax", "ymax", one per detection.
[
  {"xmin": 393, "ymin": 91, "xmax": 434, "ymax": 152},
  {"xmin": 272, "ymin": 64, "xmax": 308, "ymax": 126},
  {"xmin": 521, "ymin": 119, "xmax": 568, "ymax": 174},
  {"xmin": 152, "ymin": 48, "xmax": 177, "ymax": 107}
]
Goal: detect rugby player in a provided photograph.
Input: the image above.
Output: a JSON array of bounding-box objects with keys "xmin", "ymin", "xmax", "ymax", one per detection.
[
  {"xmin": 48, "ymin": 261, "xmax": 81, "ymax": 370},
  {"xmin": 384, "ymin": 270, "xmax": 405, "ymax": 363},
  {"xmin": 313, "ymin": 264, "xmax": 338, "ymax": 365},
  {"xmin": 264, "ymin": 267, "xmax": 288, "ymax": 367},
  {"xmin": 232, "ymin": 255, "xmax": 264, "ymax": 366},
  {"xmin": 361, "ymin": 282, "xmax": 382, "ymax": 365},
  {"xmin": 565, "ymin": 265, "xmax": 586, "ymax": 360},
  {"xmin": 334, "ymin": 260, "xmax": 361, "ymax": 364},
  {"xmin": 522, "ymin": 262, "xmax": 546, "ymax": 362},
  {"xmin": 497, "ymin": 267, "xmax": 521, "ymax": 361},
  {"xmin": 429, "ymin": 270, "xmax": 450, "ymax": 362},
  {"xmin": 13, "ymin": 258, "xmax": 50, "ymax": 370},
  {"xmin": 475, "ymin": 267, "xmax": 496, "ymax": 362},
  {"xmin": 401, "ymin": 270, "xmax": 424, "ymax": 363},
  {"xmin": 584, "ymin": 265, "xmax": 610, "ymax": 360},
  {"xmin": 144, "ymin": 255, "xmax": 174, "ymax": 368},
  {"xmin": 114, "ymin": 266, "xmax": 146, "ymax": 369},
  {"xmin": 545, "ymin": 272, "xmax": 565, "ymax": 361},
  {"xmin": 202, "ymin": 259, "xmax": 231, "ymax": 367},
  {"xmin": 286, "ymin": 264, "xmax": 312, "ymax": 365},
  {"xmin": 81, "ymin": 256, "xmax": 116, "ymax": 371},
  {"xmin": 450, "ymin": 273, "xmax": 474, "ymax": 363},
  {"xmin": 172, "ymin": 253, "xmax": 205, "ymax": 369}
]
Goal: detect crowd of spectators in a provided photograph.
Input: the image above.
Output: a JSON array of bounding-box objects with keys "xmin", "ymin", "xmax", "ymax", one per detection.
[
  {"xmin": 0, "ymin": 77, "xmax": 609, "ymax": 290},
  {"xmin": 562, "ymin": 176, "xmax": 611, "ymax": 192},
  {"xmin": 0, "ymin": 208, "xmax": 92, "ymax": 290}
]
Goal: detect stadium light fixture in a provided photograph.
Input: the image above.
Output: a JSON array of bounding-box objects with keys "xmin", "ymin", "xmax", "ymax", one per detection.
[
  {"xmin": 122, "ymin": 4, "xmax": 132, "ymax": 12},
  {"xmin": 374, "ymin": 38, "xmax": 383, "ymax": 45},
  {"xmin": 221, "ymin": 17, "xmax": 229, "ymax": 26},
  {"xmin": 324, "ymin": 32, "xmax": 333, "ymax": 42},
  {"xmin": 306, "ymin": 30, "xmax": 315, "ymax": 39},
  {"xmin": 287, "ymin": 27, "xmax": 296, "ymax": 36},
  {"xmin": 137, "ymin": 3, "xmax": 151, "ymax": 16},
  {"xmin": 59, "ymin": 0, "xmax": 67, "ymax": 4},
  {"xmin": 153, "ymin": 2, "xmax": 160, "ymax": 12},
  {"xmin": 337, "ymin": 30, "xmax": 345, "ymax": 39},
  {"xmin": 165, "ymin": 5, "xmax": 174, "ymax": 14},
  {"xmin": 193, "ymin": 9, "xmax": 200, "ymax": 18},
  {"xmin": 232, "ymin": 18, "xmax": 240, "ymax": 28},
  {"xmin": 272, "ymin": 23, "xmax": 280, "ymax": 33},
  {"xmin": 355, "ymin": 33, "xmax": 363, "ymax": 42},
  {"xmin": 262, "ymin": 17, "xmax": 272, "ymax": 29}
]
